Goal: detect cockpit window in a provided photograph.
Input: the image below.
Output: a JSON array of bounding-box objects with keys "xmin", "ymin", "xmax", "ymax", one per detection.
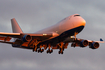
[{"xmin": 74, "ymin": 15, "xmax": 80, "ymax": 17}]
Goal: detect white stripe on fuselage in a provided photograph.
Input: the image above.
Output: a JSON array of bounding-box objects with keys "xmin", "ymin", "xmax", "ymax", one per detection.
[{"xmin": 36, "ymin": 14, "xmax": 86, "ymax": 36}]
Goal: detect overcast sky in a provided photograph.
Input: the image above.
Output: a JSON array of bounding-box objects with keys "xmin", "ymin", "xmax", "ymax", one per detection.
[{"xmin": 0, "ymin": 0, "xmax": 105, "ymax": 70}]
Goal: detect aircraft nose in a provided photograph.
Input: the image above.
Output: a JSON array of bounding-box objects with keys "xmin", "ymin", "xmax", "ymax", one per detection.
[
  {"xmin": 73, "ymin": 17, "xmax": 86, "ymax": 28},
  {"xmin": 80, "ymin": 18, "xmax": 86, "ymax": 26}
]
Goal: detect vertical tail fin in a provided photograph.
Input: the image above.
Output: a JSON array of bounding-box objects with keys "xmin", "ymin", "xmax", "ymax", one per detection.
[{"xmin": 11, "ymin": 18, "xmax": 23, "ymax": 33}]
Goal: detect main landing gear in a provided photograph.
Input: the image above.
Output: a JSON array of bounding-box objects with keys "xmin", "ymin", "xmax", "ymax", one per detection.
[
  {"xmin": 58, "ymin": 49, "xmax": 64, "ymax": 54},
  {"xmin": 57, "ymin": 42, "xmax": 68, "ymax": 54},
  {"xmin": 57, "ymin": 42, "xmax": 65, "ymax": 54},
  {"xmin": 33, "ymin": 45, "xmax": 45, "ymax": 53},
  {"xmin": 46, "ymin": 49, "xmax": 53, "ymax": 54},
  {"xmin": 33, "ymin": 40, "xmax": 40, "ymax": 52},
  {"xmin": 46, "ymin": 44, "xmax": 53, "ymax": 54},
  {"xmin": 32, "ymin": 40, "xmax": 68, "ymax": 54},
  {"xmin": 38, "ymin": 48, "xmax": 44, "ymax": 53}
]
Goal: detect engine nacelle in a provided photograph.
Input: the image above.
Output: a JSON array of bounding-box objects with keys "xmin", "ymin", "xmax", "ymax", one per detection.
[
  {"xmin": 89, "ymin": 42, "xmax": 99, "ymax": 49},
  {"xmin": 80, "ymin": 40, "xmax": 89, "ymax": 47},
  {"xmin": 71, "ymin": 40, "xmax": 89, "ymax": 47},
  {"xmin": 22, "ymin": 35, "xmax": 32, "ymax": 42}
]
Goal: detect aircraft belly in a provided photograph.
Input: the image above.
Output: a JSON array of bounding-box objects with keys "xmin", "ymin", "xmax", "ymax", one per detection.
[
  {"xmin": 40, "ymin": 25, "xmax": 84, "ymax": 45},
  {"xmin": 59, "ymin": 26, "xmax": 84, "ymax": 38}
]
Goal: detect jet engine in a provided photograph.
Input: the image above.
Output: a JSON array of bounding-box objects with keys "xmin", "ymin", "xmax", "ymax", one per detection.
[
  {"xmin": 89, "ymin": 42, "xmax": 99, "ymax": 49},
  {"xmin": 71, "ymin": 40, "xmax": 89, "ymax": 47},
  {"xmin": 79, "ymin": 40, "xmax": 89, "ymax": 47},
  {"xmin": 22, "ymin": 35, "xmax": 32, "ymax": 42}
]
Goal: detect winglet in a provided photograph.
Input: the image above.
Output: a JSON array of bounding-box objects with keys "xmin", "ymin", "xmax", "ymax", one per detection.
[
  {"xmin": 100, "ymin": 38, "xmax": 103, "ymax": 41},
  {"xmin": 11, "ymin": 18, "xmax": 23, "ymax": 33},
  {"xmin": 98, "ymin": 38, "xmax": 104, "ymax": 43}
]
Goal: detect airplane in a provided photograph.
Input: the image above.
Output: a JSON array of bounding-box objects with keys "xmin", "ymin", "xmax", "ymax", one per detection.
[{"xmin": 0, "ymin": 14, "xmax": 104, "ymax": 54}]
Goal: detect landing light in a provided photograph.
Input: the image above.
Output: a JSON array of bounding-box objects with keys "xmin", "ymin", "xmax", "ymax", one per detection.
[
  {"xmin": 43, "ymin": 34, "xmax": 47, "ymax": 36},
  {"xmin": 70, "ymin": 36, "xmax": 74, "ymax": 38}
]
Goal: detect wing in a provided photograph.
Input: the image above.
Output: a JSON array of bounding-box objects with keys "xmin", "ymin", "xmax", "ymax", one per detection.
[
  {"xmin": 63, "ymin": 37, "xmax": 104, "ymax": 49},
  {"xmin": 87, "ymin": 38, "xmax": 104, "ymax": 43},
  {"xmin": 0, "ymin": 32, "xmax": 59, "ymax": 44}
]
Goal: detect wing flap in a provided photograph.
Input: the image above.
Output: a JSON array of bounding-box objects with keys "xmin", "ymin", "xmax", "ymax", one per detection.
[{"xmin": 0, "ymin": 36, "xmax": 11, "ymax": 41}]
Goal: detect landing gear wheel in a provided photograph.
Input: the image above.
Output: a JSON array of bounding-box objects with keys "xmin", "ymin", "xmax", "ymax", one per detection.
[
  {"xmin": 61, "ymin": 51, "xmax": 63, "ymax": 54},
  {"xmin": 41, "ymin": 49, "xmax": 44, "ymax": 52},
  {"xmin": 38, "ymin": 49, "xmax": 41, "ymax": 53},
  {"xmin": 58, "ymin": 51, "xmax": 60, "ymax": 54},
  {"xmin": 50, "ymin": 49, "xmax": 53, "ymax": 53},
  {"xmin": 63, "ymin": 47, "xmax": 64, "ymax": 51},
  {"xmin": 33, "ymin": 48, "xmax": 37, "ymax": 52},
  {"xmin": 37, "ymin": 50, "xmax": 39, "ymax": 53},
  {"xmin": 71, "ymin": 43, "xmax": 76, "ymax": 47},
  {"xmin": 58, "ymin": 50, "xmax": 64, "ymax": 54},
  {"xmin": 46, "ymin": 49, "xmax": 53, "ymax": 54},
  {"xmin": 46, "ymin": 49, "xmax": 50, "ymax": 54},
  {"xmin": 47, "ymin": 50, "xmax": 49, "ymax": 54},
  {"xmin": 33, "ymin": 49, "xmax": 34, "ymax": 52}
]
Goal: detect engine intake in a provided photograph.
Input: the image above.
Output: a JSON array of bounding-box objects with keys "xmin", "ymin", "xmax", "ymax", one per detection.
[
  {"xmin": 89, "ymin": 42, "xmax": 99, "ymax": 49},
  {"xmin": 22, "ymin": 35, "xmax": 32, "ymax": 42},
  {"xmin": 80, "ymin": 40, "xmax": 89, "ymax": 47}
]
